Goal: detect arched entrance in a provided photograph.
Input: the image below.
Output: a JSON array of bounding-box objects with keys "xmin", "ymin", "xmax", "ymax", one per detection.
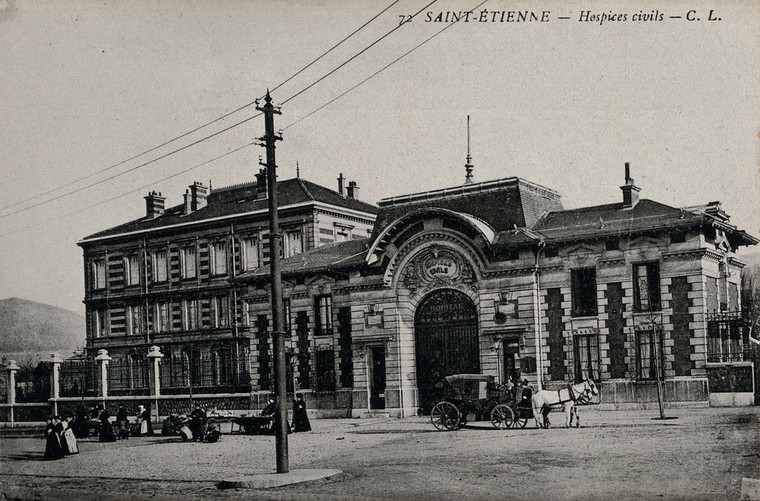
[{"xmin": 414, "ymin": 289, "xmax": 479, "ymax": 413}]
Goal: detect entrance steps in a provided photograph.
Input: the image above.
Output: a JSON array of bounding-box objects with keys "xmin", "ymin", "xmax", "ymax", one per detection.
[{"xmin": 357, "ymin": 411, "xmax": 391, "ymax": 419}]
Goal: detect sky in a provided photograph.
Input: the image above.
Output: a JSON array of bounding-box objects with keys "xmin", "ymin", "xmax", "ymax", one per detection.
[{"xmin": 0, "ymin": 0, "xmax": 758, "ymax": 314}]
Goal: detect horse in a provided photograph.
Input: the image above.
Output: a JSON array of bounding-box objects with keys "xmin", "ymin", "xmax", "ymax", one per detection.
[{"xmin": 531, "ymin": 379, "xmax": 598, "ymax": 429}]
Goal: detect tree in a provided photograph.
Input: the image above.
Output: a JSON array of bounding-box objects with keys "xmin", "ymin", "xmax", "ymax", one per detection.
[{"xmin": 741, "ymin": 264, "xmax": 760, "ymax": 346}]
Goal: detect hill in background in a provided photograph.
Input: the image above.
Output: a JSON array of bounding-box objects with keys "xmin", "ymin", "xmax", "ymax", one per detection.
[{"xmin": 0, "ymin": 297, "xmax": 85, "ymax": 365}]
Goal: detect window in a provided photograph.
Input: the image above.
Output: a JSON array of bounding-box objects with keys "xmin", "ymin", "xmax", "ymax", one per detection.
[
  {"xmin": 210, "ymin": 241, "xmax": 227, "ymax": 275},
  {"xmin": 125, "ymin": 255, "xmax": 140, "ymax": 286},
  {"xmin": 633, "ymin": 262, "xmax": 661, "ymax": 312},
  {"xmin": 243, "ymin": 301, "xmax": 252, "ymax": 327},
  {"xmin": 93, "ymin": 308, "xmax": 107, "ymax": 337},
  {"xmin": 213, "ymin": 347, "xmax": 232, "ymax": 386},
  {"xmin": 314, "ymin": 295, "xmax": 333, "ymax": 336},
  {"xmin": 636, "ymin": 329, "xmax": 663, "ymax": 380},
  {"xmin": 334, "ymin": 225, "xmax": 352, "ymax": 242},
  {"xmin": 211, "ymin": 296, "xmax": 229, "ymax": 328},
  {"xmin": 283, "ymin": 298, "xmax": 291, "ymax": 336},
  {"xmin": 283, "ymin": 229, "xmax": 303, "ymax": 258},
  {"xmin": 153, "ymin": 250, "xmax": 168, "ymax": 282},
  {"xmin": 571, "ymin": 268, "xmax": 598, "ymax": 317},
  {"xmin": 155, "ymin": 301, "xmax": 170, "ymax": 333},
  {"xmin": 183, "ymin": 299, "xmax": 198, "ymax": 330},
  {"xmin": 92, "ymin": 259, "xmax": 107, "ymax": 290},
  {"xmin": 315, "ymin": 349, "xmax": 336, "ymax": 392},
  {"xmin": 242, "ymin": 237, "xmax": 260, "ymax": 271},
  {"xmin": 707, "ymin": 315, "xmax": 747, "ymax": 362},
  {"xmin": 126, "ymin": 305, "xmax": 141, "ymax": 336},
  {"xmin": 574, "ymin": 332, "xmax": 599, "ymax": 382},
  {"xmin": 128, "ymin": 354, "xmax": 146, "ymax": 388},
  {"xmin": 181, "ymin": 247, "xmax": 197, "ymax": 279},
  {"xmin": 544, "ymin": 246, "xmax": 559, "ymax": 258}
]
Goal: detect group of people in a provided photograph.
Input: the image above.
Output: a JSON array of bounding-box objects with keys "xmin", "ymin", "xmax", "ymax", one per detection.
[
  {"xmin": 261, "ymin": 392, "xmax": 312, "ymax": 433},
  {"xmin": 43, "ymin": 416, "xmax": 79, "ymax": 460},
  {"xmin": 46, "ymin": 403, "xmax": 156, "ymax": 458},
  {"xmin": 506, "ymin": 378, "xmax": 534, "ymax": 407}
]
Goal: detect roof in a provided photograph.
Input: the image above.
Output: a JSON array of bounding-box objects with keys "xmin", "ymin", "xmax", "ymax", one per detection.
[
  {"xmin": 80, "ymin": 178, "xmax": 379, "ymax": 242},
  {"xmin": 526, "ymin": 199, "xmax": 758, "ymax": 247},
  {"xmin": 370, "ymin": 177, "xmax": 563, "ymax": 240},
  {"xmin": 238, "ymin": 238, "xmax": 370, "ymax": 280}
]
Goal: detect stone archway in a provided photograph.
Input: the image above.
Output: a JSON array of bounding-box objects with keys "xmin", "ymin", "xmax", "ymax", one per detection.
[{"xmin": 414, "ymin": 288, "xmax": 479, "ymax": 413}]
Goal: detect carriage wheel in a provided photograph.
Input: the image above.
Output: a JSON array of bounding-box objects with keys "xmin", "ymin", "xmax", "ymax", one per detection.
[
  {"xmin": 430, "ymin": 402, "xmax": 461, "ymax": 431},
  {"xmin": 515, "ymin": 416, "xmax": 528, "ymax": 428},
  {"xmin": 490, "ymin": 404, "xmax": 515, "ymax": 429}
]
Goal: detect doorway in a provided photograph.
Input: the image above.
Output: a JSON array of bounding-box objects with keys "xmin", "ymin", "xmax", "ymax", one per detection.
[
  {"xmin": 414, "ymin": 289, "xmax": 479, "ymax": 413},
  {"xmin": 502, "ymin": 338, "xmax": 520, "ymax": 385},
  {"xmin": 369, "ymin": 346, "xmax": 386, "ymax": 409}
]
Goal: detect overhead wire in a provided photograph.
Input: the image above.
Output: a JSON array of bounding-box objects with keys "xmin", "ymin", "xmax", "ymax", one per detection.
[
  {"xmin": 0, "ymin": 143, "xmax": 256, "ymax": 238},
  {"xmin": 284, "ymin": 0, "xmax": 489, "ymax": 132},
  {"xmin": 281, "ymin": 0, "xmax": 437, "ymax": 106},
  {"xmin": 270, "ymin": 0, "xmax": 400, "ymax": 95},
  {"xmin": 0, "ymin": 114, "xmax": 259, "ymax": 222},
  {"xmin": 0, "ymin": 0, "xmax": 401, "ymax": 215},
  {"xmin": 0, "ymin": 1, "xmax": 483, "ymax": 239}
]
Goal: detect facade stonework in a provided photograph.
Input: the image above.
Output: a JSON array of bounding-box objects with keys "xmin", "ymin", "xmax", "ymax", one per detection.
[{"xmin": 79, "ymin": 169, "xmax": 758, "ymax": 417}]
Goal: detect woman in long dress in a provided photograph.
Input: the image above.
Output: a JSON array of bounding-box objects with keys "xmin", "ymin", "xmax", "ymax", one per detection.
[
  {"xmin": 43, "ymin": 417, "xmax": 64, "ymax": 460},
  {"xmin": 136, "ymin": 405, "xmax": 145, "ymax": 436},
  {"xmin": 98, "ymin": 407, "xmax": 116, "ymax": 442},
  {"xmin": 141, "ymin": 405, "xmax": 154, "ymax": 436},
  {"xmin": 60, "ymin": 417, "xmax": 79, "ymax": 455},
  {"xmin": 292, "ymin": 393, "xmax": 311, "ymax": 432}
]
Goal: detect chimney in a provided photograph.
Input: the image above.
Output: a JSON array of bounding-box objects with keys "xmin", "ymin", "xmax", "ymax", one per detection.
[
  {"xmin": 144, "ymin": 191, "xmax": 165, "ymax": 219},
  {"xmin": 346, "ymin": 181, "xmax": 359, "ymax": 200},
  {"xmin": 704, "ymin": 201, "xmax": 729, "ymax": 222},
  {"xmin": 337, "ymin": 173, "xmax": 345, "ymax": 196},
  {"xmin": 183, "ymin": 189, "xmax": 192, "ymax": 215},
  {"xmin": 189, "ymin": 181, "xmax": 208, "ymax": 211},
  {"xmin": 255, "ymin": 168, "xmax": 268, "ymax": 198},
  {"xmin": 620, "ymin": 162, "xmax": 641, "ymax": 208}
]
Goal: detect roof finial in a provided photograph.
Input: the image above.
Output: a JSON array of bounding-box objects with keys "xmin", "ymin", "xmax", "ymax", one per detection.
[
  {"xmin": 464, "ymin": 115, "xmax": 474, "ymax": 185},
  {"xmin": 296, "ymin": 161, "xmax": 300, "ymax": 178}
]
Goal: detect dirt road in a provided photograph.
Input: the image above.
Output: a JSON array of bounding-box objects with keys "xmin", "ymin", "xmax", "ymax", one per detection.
[{"xmin": 1, "ymin": 407, "xmax": 758, "ymax": 500}]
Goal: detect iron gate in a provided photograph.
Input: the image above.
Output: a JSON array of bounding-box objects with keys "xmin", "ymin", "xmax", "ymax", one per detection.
[{"xmin": 415, "ymin": 289, "xmax": 479, "ymax": 413}]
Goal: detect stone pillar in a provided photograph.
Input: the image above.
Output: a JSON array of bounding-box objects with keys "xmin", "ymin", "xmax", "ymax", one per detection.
[
  {"xmin": 146, "ymin": 346, "xmax": 164, "ymax": 419},
  {"xmin": 5, "ymin": 360, "xmax": 20, "ymax": 427},
  {"xmin": 50, "ymin": 353, "xmax": 63, "ymax": 416},
  {"xmin": 94, "ymin": 349, "xmax": 111, "ymax": 401}
]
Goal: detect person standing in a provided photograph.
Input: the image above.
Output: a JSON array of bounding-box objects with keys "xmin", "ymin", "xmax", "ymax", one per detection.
[
  {"xmin": 141, "ymin": 405, "xmax": 154, "ymax": 436},
  {"xmin": 189, "ymin": 405, "xmax": 206, "ymax": 442},
  {"xmin": 74, "ymin": 404, "xmax": 89, "ymax": 438},
  {"xmin": 116, "ymin": 405, "xmax": 129, "ymax": 439},
  {"xmin": 136, "ymin": 404, "xmax": 146, "ymax": 436},
  {"xmin": 60, "ymin": 417, "xmax": 79, "ymax": 455},
  {"xmin": 291, "ymin": 393, "xmax": 311, "ymax": 432},
  {"xmin": 43, "ymin": 417, "xmax": 64, "ymax": 460},
  {"xmin": 98, "ymin": 406, "xmax": 116, "ymax": 442}
]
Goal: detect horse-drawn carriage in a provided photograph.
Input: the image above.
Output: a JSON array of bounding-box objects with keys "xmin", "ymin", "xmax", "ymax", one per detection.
[{"xmin": 429, "ymin": 374, "xmax": 533, "ymax": 431}]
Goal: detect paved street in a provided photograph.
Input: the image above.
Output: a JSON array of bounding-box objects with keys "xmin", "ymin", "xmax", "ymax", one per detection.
[{"xmin": 1, "ymin": 407, "xmax": 759, "ymax": 500}]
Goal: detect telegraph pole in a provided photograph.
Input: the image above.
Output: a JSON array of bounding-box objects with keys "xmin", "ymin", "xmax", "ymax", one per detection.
[{"xmin": 256, "ymin": 90, "xmax": 289, "ymax": 473}]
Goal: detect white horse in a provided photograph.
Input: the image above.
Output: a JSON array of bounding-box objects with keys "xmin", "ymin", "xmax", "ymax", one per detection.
[{"xmin": 532, "ymin": 379, "xmax": 598, "ymax": 429}]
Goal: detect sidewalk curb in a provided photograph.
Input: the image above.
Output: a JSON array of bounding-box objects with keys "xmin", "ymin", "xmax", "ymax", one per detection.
[{"xmin": 217, "ymin": 468, "xmax": 342, "ymax": 489}]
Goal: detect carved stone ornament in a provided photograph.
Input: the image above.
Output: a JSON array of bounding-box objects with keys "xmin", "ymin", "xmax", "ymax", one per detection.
[{"xmin": 399, "ymin": 245, "xmax": 477, "ymax": 300}]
